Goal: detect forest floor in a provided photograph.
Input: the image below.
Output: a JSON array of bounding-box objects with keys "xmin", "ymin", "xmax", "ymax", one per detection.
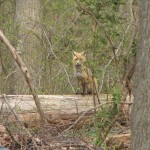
[
  {"xmin": 0, "ymin": 119, "xmax": 131, "ymax": 150},
  {"xmin": 0, "ymin": 95, "xmax": 131, "ymax": 150}
]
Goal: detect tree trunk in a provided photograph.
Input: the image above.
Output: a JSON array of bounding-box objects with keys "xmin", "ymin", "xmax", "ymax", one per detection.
[
  {"xmin": 13, "ymin": 0, "xmax": 42, "ymax": 94},
  {"xmin": 131, "ymin": 0, "xmax": 150, "ymax": 149}
]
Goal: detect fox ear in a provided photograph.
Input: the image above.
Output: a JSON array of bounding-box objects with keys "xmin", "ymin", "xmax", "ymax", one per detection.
[
  {"xmin": 73, "ymin": 51, "xmax": 77, "ymax": 56},
  {"xmin": 81, "ymin": 51, "xmax": 86, "ymax": 56}
]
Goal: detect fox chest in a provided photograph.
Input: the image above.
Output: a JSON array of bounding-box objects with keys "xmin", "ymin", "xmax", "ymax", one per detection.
[{"xmin": 75, "ymin": 70, "xmax": 89, "ymax": 82}]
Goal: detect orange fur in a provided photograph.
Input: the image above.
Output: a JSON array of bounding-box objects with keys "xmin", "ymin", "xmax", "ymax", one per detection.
[{"xmin": 73, "ymin": 51, "xmax": 98, "ymax": 95}]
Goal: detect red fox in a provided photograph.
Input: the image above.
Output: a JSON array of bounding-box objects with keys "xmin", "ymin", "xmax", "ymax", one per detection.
[{"xmin": 73, "ymin": 51, "xmax": 98, "ymax": 95}]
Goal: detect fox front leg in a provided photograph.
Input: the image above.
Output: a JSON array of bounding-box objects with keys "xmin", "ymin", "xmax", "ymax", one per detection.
[
  {"xmin": 87, "ymin": 83, "xmax": 92, "ymax": 95},
  {"xmin": 75, "ymin": 80, "xmax": 81, "ymax": 94},
  {"xmin": 81, "ymin": 82, "xmax": 86, "ymax": 95}
]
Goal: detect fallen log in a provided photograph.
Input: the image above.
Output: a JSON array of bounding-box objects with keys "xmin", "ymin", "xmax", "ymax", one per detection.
[
  {"xmin": 0, "ymin": 94, "xmax": 111, "ymax": 113},
  {"xmin": 0, "ymin": 94, "xmax": 112, "ymax": 125}
]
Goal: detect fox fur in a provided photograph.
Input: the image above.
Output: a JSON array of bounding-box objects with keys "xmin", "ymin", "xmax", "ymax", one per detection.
[{"xmin": 73, "ymin": 51, "xmax": 98, "ymax": 95}]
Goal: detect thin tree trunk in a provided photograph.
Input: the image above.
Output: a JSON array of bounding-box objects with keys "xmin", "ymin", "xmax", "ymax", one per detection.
[
  {"xmin": 0, "ymin": 30, "xmax": 46, "ymax": 124},
  {"xmin": 13, "ymin": 0, "xmax": 42, "ymax": 94}
]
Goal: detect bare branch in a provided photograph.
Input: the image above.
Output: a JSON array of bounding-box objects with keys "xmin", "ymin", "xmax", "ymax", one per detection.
[{"xmin": 0, "ymin": 30, "xmax": 46, "ymax": 123}]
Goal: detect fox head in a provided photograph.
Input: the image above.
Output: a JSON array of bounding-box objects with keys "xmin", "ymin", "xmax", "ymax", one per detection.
[{"xmin": 73, "ymin": 51, "xmax": 86, "ymax": 69}]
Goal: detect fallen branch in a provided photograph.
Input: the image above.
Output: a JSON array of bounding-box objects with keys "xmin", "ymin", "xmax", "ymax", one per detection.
[{"xmin": 0, "ymin": 30, "xmax": 46, "ymax": 123}]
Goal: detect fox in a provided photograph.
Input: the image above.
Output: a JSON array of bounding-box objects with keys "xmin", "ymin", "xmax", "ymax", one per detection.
[{"xmin": 73, "ymin": 51, "xmax": 98, "ymax": 95}]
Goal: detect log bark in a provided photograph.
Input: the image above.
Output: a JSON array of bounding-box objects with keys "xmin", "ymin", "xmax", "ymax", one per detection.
[{"xmin": 0, "ymin": 30, "xmax": 46, "ymax": 123}]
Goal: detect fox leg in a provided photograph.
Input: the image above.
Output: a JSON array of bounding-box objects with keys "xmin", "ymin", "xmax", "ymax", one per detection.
[
  {"xmin": 87, "ymin": 83, "xmax": 92, "ymax": 95},
  {"xmin": 75, "ymin": 80, "xmax": 81, "ymax": 94},
  {"xmin": 87, "ymin": 78, "xmax": 98, "ymax": 95},
  {"xmin": 81, "ymin": 81, "xmax": 86, "ymax": 95}
]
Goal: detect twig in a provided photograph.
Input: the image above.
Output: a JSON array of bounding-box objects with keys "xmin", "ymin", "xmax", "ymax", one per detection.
[
  {"xmin": 116, "ymin": 122, "xmax": 124, "ymax": 130},
  {"xmin": 92, "ymin": 92, "xmax": 96, "ymax": 113},
  {"xmin": 62, "ymin": 143, "xmax": 94, "ymax": 150},
  {"xmin": 1, "ymin": 70, "xmax": 17, "ymax": 81},
  {"xmin": 121, "ymin": 101, "xmax": 133, "ymax": 104},
  {"xmin": 0, "ymin": 95, "xmax": 5, "ymax": 116},
  {"xmin": 93, "ymin": 76, "xmax": 100, "ymax": 104},
  {"xmin": 52, "ymin": 68, "xmax": 62, "ymax": 80}
]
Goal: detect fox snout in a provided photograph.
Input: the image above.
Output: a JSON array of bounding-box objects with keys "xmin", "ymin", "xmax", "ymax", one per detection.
[{"xmin": 76, "ymin": 62, "xmax": 81, "ymax": 68}]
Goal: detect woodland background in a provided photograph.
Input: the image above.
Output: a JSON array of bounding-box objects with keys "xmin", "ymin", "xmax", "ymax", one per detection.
[{"xmin": 0, "ymin": 0, "xmax": 137, "ymax": 95}]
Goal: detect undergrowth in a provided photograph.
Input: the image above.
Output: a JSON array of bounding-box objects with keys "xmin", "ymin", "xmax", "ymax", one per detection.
[{"xmin": 79, "ymin": 87, "xmax": 122, "ymax": 149}]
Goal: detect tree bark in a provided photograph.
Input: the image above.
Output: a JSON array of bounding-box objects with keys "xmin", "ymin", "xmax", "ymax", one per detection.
[
  {"xmin": 13, "ymin": 0, "xmax": 42, "ymax": 94},
  {"xmin": 131, "ymin": 0, "xmax": 150, "ymax": 149}
]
